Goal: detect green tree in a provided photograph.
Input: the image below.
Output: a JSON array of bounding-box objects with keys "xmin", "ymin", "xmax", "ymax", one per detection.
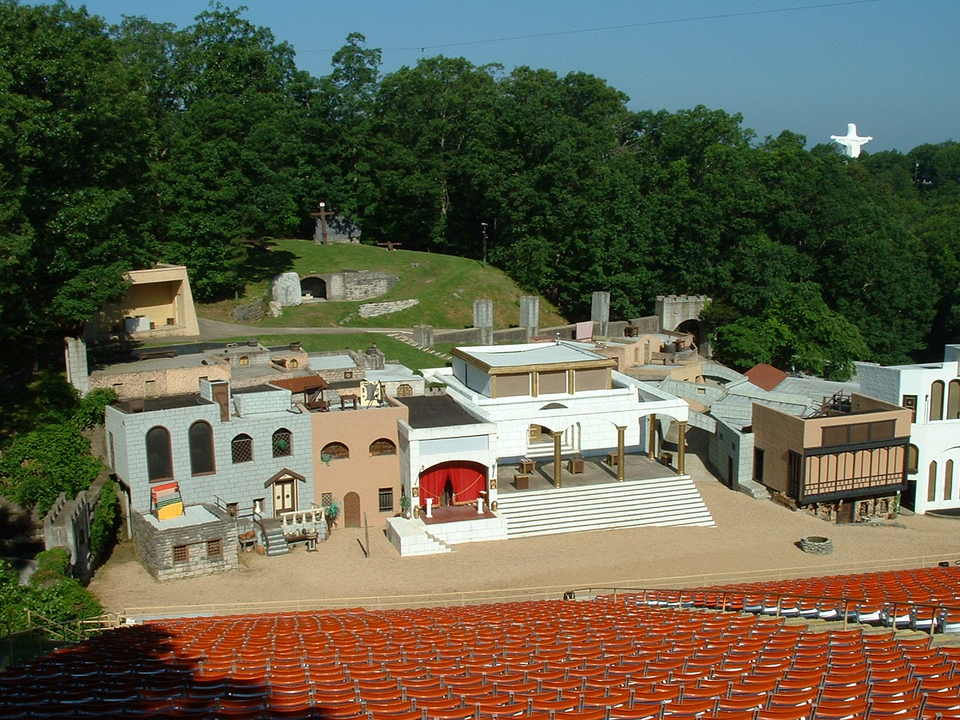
[
  {"xmin": 0, "ymin": 423, "xmax": 102, "ymax": 514},
  {"xmin": 711, "ymin": 282, "xmax": 869, "ymax": 379},
  {"xmin": 0, "ymin": 1, "xmax": 154, "ymax": 366}
]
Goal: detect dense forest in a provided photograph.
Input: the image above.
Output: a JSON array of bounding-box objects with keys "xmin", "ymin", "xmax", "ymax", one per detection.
[{"xmin": 2, "ymin": 2, "xmax": 959, "ymax": 381}]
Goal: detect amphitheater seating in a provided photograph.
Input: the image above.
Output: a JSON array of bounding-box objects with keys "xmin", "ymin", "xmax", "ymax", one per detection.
[
  {"xmin": 635, "ymin": 566, "xmax": 960, "ymax": 632},
  {"xmin": 3, "ymin": 591, "xmax": 960, "ymax": 718}
]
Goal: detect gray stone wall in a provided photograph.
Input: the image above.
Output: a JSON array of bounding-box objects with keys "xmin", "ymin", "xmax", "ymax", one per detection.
[
  {"xmin": 131, "ymin": 505, "xmax": 239, "ymax": 581},
  {"xmin": 42, "ymin": 475, "xmax": 109, "ymax": 582},
  {"xmin": 64, "ymin": 337, "xmax": 89, "ymax": 396}
]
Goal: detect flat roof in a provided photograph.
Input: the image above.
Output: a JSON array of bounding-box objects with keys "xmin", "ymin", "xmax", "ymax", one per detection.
[
  {"xmin": 231, "ymin": 384, "xmax": 281, "ymax": 395},
  {"xmin": 397, "ymin": 396, "xmax": 485, "ymax": 429},
  {"xmin": 142, "ymin": 504, "xmax": 219, "ymax": 530},
  {"xmin": 114, "ymin": 394, "xmax": 213, "ymax": 413},
  {"xmin": 309, "ymin": 354, "xmax": 357, "ymax": 370},
  {"xmin": 365, "ymin": 364, "xmax": 419, "ymax": 383},
  {"xmin": 91, "ymin": 353, "xmax": 210, "ymax": 375},
  {"xmin": 454, "ymin": 342, "xmax": 613, "ymax": 372}
]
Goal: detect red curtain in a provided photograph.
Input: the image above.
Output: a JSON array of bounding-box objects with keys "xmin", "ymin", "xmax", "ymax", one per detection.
[
  {"xmin": 419, "ymin": 462, "xmax": 487, "ymax": 506},
  {"xmin": 449, "ymin": 465, "xmax": 485, "ymax": 503},
  {"xmin": 418, "ymin": 466, "xmax": 447, "ymax": 507}
]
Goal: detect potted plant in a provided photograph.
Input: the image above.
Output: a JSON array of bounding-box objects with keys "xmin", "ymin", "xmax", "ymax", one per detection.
[
  {"xmin": 324, "ymin": 501, "xmax": 339, "ymax": 530},
  {"xmin": 321, "ymin": 452, "xmax": 333, "ymax": 466},
  {"xmin": 399, "ymin": 494, "xmax": 411, "ymax": 519}
]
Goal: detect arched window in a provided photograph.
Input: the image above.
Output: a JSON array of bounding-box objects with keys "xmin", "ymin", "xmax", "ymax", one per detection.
[
  {"xmin": 369, "ymin": 438, "xmax": 397, "ymax": 456},
  {"xmin": 907, "ymin": 444, "xmax": 919, "ymax": 475},
  {"xmin": 272, "ymin": 428, "xmax": 292, "ymax": 457},
  {"xmin": 288, "ymin": 358, "xmax": 299, "ymax": 369},
  {"xmin": 189, "ymin": 421, "xmax": 215, "ymax": 475},
  {"xmin": 946, "ymin": 460, "xmax": 954, "ymax": 501},
  {"xmin": 930, "ymin": 380, "xmax": 945, "ymax": 421},
  {"xmin": 928, "ymin": 461, "xmax": 938, "ymax": 503},
  {"xmin": 239, "ymin": 355, "xmax": 250, "ymax": 367},
  {"xmin": 231, "ymin": 434, "xmax": 253, "ymax": 464},
  {"xmin": 321, "ymin": 442, "xmax": 349, "ymax": 460},
  {"xmin": 949, "ymin": 380, "xmax": 960, "ymax": 420},
  {"xmin": 146, "ymin": 426, "xmax": 173, "ymax": 481},
  {"xmin": 397, "ymin": 383, "xmax": 413, "ymax": 397}
]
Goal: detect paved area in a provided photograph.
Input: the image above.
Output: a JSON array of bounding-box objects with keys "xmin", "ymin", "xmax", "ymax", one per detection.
[
  {"xmin": 198, "ymin": 318, "xmax": 416, "ymax": 339},
  {"xmin": 88, "ymin": 452, "xmax": 960, "ymax": 617}
]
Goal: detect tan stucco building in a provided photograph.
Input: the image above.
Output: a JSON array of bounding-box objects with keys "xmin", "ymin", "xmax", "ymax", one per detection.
[
  {"xmin": 752, "ymin": 393, "xmax": 912, "ymax": 522},
  {"xmin": 309, "ymin": 402, "xmax": 409, "ymax": 529},
  {"xmin": 92, "ymin": 264, "xmax": 200, "ymax": 339}
]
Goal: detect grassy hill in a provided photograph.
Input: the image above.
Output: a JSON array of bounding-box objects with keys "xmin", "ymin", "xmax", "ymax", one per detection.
[{"xmin": 199, "ymin": 239, "xmax": 566, "ymax": 330}]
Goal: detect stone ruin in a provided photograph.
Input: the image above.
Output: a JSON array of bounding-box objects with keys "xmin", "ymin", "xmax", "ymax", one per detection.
[{"xmin": 271, "ymin": 270, "xmax": 400, "ymax": 308}]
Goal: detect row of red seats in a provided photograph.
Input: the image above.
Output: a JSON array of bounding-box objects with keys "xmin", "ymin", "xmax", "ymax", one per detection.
[{"xmin": 3, "ymin": 598, "xmax": 960, "ymax": 718}]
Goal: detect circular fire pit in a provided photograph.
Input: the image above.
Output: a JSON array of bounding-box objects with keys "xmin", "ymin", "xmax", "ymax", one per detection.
[{"xmin": 800, "ymin": 536, "xmax": 834, "ymax": 554}]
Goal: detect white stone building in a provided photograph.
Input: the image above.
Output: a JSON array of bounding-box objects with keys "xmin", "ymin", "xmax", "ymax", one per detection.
[{"xmin": 856, "ymin": 346, "xmax": 960, "ymax": 514}]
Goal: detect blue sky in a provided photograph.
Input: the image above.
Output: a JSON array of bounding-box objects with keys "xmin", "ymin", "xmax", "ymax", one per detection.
[{"xmin": 72, "ymin": 0, "xmax": 957, "ymax": 152}]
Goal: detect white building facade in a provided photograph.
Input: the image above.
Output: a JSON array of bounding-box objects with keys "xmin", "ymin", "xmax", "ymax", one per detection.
[{"xmin": 856, "ymin": 345, "xmax": 960, "ymax": 514}]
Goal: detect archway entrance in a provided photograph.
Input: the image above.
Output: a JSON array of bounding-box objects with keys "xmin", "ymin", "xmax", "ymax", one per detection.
[
  {"xmin": 675, "ymin": 318, "xmax": 702, "ymax": 351},
  {"xmin": 343, "ymin": 491, "xmax": 361, "ymax": 527},
  {"xmin": 301, "ymin": 276, "xmax": 327, "ymax": 299},
  {"xmin": 418, "ymin": 461, "xmax": 487, "ymax": 507}
]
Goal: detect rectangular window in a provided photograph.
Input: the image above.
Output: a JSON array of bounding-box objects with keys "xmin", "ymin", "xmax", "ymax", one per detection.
[
  {"xmin": 821, "ymin": 425, "xmax": 849, "ymax": 446},
  {"xmin": 173, "ymin": 545, "xmax": 189, "ymax": 564},
  {"xmin": 868, "ymin": 420, "xmax": 895, "ymax": 441},
  {"xmin": 226, "ymin": 503, "xmax": 238, "ymax": 518},
  {"xmin": 902, "ymin": 395, "xmax": 917, "ymax": 422},
  {"xmin": 344, "ymin": 371, "xmax": 353, "ymax": 379},
  {"xmin": 378, "ymin": 487, "xmax": 394, "ymax": 513},
  {"xmin": 207, "ymin": 539, "xmax": 223, "ymax": 560}
]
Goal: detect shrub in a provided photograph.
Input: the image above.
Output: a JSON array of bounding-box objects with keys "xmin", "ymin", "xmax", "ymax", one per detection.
[
  {"xmin": 0, "ymin": 422, "xmax": 102, "ymax": 514},
  {"xmin": 90, "ymin": 480, "xmax": 120, "ymax": 561},
  {"xmin": 31, "ymin": 548, "xmax": 71, "ymax": 587}
]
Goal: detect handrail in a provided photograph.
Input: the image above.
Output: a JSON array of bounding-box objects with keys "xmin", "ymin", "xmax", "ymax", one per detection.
[
  {"xmin": 24, "ymin": 609, "xmax": 88, "ymax": 643},
  {"xmin": 567, "ymin": 585, "xmax": 960, "ymax": 634}
]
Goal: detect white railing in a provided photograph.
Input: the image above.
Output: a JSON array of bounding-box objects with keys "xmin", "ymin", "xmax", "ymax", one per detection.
[{"xmin": 280, "ymin": 508, "xmax": 322, "ymax": 536}]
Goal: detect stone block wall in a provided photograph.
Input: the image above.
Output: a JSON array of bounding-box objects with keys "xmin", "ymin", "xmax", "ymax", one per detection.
[
  {"xmin": 131, "ymin": 505, "xmax": 239, "ymax": 581},
  {"xmin": 42, "ymin": 475, "xmax": 108, "ymax": 582}
]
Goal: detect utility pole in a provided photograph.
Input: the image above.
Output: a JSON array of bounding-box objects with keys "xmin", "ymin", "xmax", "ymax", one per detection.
[
  {"xmin": 480, "ymin": 221, "xmax": 489, "ymax": 266},
  {"xmin": 311, "ymin": 202, "xmax": 335, "ymax": 245}
]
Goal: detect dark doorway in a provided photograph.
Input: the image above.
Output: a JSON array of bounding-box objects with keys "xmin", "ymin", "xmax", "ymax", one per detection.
[
  {"xmin": 727, "ymin": 457, "xmax": 735, "ymax": 489},
  {"xmin": 837, "ymin": 501, "xmax": 855, "ymax": 524},
  {"xmin": 301, "ymin": 276, "xmax": 327, "ymax": 299}
]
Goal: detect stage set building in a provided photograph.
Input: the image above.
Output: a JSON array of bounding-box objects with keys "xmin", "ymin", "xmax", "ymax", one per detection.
[
  {"xmin": 855, "ymin": 345, "xmax": 960, "ymax": 515},
  {"xmin": 386, "ymin": 341, "xmax": 712, "ymax": 556}
]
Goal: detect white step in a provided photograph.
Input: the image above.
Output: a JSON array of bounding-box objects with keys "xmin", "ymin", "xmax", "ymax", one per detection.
[{"xmin": 497, "ymin": 476, "xmax": 714, "ymax": 538}]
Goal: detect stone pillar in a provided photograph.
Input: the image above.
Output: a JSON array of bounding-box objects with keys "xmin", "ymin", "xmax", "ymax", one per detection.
[
  {"xmin": 64, "ymin": 337, "xmax": 89, "ymax": 396},
  {"xmin": 677, "ymin": 421, "xmax": 687, "ymax": 475},
  {"xmin": 647, "ymin": 416, "xmax": 657, "ymax": 459},
  {"xmin": 591, "ymin": 291, "xmax": 610, "ymax": 337},
  {"xmin": 413, "ymin": 324, "xmax": 434, "ymax": 348},
  {"xmin": 473, "ymin": 298, "xmax": 494, "ymax": 345},
  {"xmin": 553, "ymin": 431, "xmax": 563, "ymax": 489},
  {"xmin": 616, "ymin": 426, "xmax": 626, "ymax": 482},
  {"xmin": 519, "ymin": 295, "xmax": 540, "ymax": 341}
]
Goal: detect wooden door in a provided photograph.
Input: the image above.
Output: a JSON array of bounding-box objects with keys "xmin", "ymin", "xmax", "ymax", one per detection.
[
  {"xmin": 273, "ymin": 480, "xmax": 295, "ymax": 516},
  {"xmin": 837, "ymin": 501, "xmax": 854, "ymax": 524},
  {"xmin": 344, "ymin": 491, "xmax": 361, "ymax": 528}
]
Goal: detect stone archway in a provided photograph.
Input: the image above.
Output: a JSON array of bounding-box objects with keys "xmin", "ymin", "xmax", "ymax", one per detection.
[{"xmin": 301, "ymin": 276, "xmax": 327, "ymax": 300}]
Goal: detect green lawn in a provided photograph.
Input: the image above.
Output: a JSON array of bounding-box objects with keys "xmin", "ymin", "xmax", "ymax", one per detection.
[
  {"xmin": 221, "ymin": 334, "xmax": 448, "ymax": 372},
  {"xmin": 199, "ymin": 239, "xmax": 566, "ymax": 330}
]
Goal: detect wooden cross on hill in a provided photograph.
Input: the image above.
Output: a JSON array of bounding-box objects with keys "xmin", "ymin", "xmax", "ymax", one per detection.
[
  {"xmin": 310, "ymin": 202, "xmax": 335, "ymax": 245},
  {"xmin": 376, "ymin": 240, "xmax": 403, "ymax": 251}
]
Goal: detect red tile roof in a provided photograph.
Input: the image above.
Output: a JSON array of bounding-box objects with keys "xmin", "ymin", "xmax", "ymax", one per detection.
[{"xmin": 744, "ymin": 363, "xmax": 788, "ymax": 391}]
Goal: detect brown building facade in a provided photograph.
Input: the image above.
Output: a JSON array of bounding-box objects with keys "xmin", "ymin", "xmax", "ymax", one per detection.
[
  {"xmin": 309, "ymin": 402, "xmax": 409, "ymax": 529},
  {"xmin": 752, "ymin": 393, "xmax": 912, "ymax": 522}
]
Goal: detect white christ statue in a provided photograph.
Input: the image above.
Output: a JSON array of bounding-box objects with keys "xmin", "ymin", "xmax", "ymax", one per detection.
[{"xmin": 830, "ymin": 123, "xmax": 873, "ymax": 158}]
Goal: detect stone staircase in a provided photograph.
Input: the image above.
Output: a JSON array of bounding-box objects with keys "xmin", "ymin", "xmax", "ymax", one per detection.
[
  {"xmin": 261, "ymin": 522, "xmax": 290, "ymax": 557},
  {"xmin": 387, "ymin": 332, "xmax": 452, "ymax": 361},
  {"xmin": 496, "ymin": 476, "xmax": 715, "ymax": 539}
]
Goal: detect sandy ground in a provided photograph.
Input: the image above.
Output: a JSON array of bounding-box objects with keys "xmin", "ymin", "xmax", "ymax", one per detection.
[{"xmin": 89, "ymin": 454, "xmax": 960, "ymax": 616}]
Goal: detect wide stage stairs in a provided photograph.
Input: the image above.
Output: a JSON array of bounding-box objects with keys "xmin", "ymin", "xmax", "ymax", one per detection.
[{"xmin": 496, "ymin": 475, "xmax": 715, "ymax": 538}]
